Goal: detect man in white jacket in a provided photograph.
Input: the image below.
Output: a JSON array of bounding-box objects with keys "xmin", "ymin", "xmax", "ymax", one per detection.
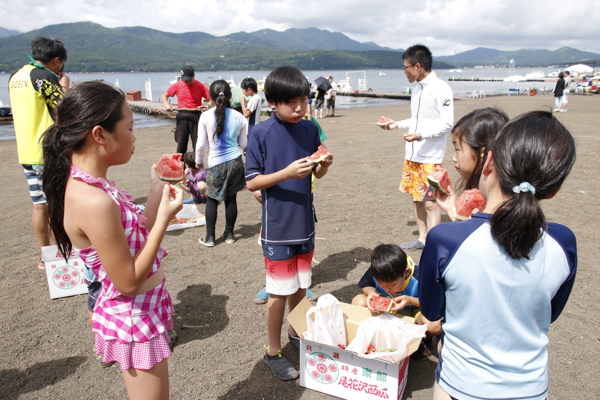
[{"xmin": 381, "ymin": 44, "xmax": 454, "ymax": 250}]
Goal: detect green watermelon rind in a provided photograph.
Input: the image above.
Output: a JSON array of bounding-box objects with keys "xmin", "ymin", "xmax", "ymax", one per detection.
[
  {"xmin": 452, "ymin": 204, "xmax": 470, "ymax": 221},
  {"xmin": 376, "ymin": 116, "xmax": 391, "ymax": 126},
  {"xmin": 427, "ymin": 176, "xmax": 450, "ymax": 195},
  {"xmin": 156, "ymin": 154, "xmax": 185, "ymax": 182}
]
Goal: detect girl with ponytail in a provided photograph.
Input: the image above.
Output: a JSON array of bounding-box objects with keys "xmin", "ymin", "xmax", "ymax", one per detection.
[
  {"xmin": 418, "ymin": 111, "xmax": 577, "ymax": 400},
  {"xmin": 195, "ymin": 79, "xmax": 247, "ymax": 246},
  {"xmin": 43, "ymin": 81, "xmax": 182, "ymax": 399}
]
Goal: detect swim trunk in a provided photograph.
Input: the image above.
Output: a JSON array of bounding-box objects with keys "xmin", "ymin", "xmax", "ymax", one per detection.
[
  {"xmin": 22, "ymin": 164, "xmax": 46, "ymax": 204},
  {"xmin": 262, "ymin": 237, "xmax": 314, "ymax": 296},
  {"xmin": 399, "ymin": 160, "xmax": 441, "ymax": 202},
  {"xmin": 315, "ymin": 99, "xmax": 324, "ymax": 110}
]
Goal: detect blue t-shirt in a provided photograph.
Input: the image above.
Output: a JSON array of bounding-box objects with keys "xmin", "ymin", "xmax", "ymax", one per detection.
[
  {"xmin": 358, "ymin": 259, "xmax": 419, "ymax": 308},
  {"xmin": 419, "ymin": 213, "xmax": 577, "ymax": 400},
  {"xmin": 245, "ymin": 114, "xmax": 321, "ymax": 245}
]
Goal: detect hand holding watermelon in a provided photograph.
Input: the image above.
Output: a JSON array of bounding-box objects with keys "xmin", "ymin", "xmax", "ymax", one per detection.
[
  {"xmin": 367, "ymin": 294, "xmax": 394, "ymax": 313},
  {"xmin": 157, "ymin": 182, "xmax": 183, "ymax": 226},
  {"xmin": 285, "ymin": 157, "xmax": 316, "ymax": 180},
  {"xmin": 377, "ymin": 116, "xmax": 398, "ymax": 130}
]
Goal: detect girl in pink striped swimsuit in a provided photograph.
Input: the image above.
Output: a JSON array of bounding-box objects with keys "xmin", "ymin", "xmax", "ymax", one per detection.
[{"xmin": 42, "ymin": 82, "xmax": 182, "ymax": 400}]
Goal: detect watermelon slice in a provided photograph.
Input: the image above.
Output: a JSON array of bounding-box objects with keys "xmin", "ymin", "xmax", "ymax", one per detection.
[
  {"xmin": 453, "ymin": 189, "xmax": 486, "ymax": 220},
  {"xmin": 307, "ymin": 145, "xmax": 329, "ymax": 163},
  {"xmin": 427, "ymin": 166, "xmax": 451, "ymax": 194},
  {"xmin": 376, "ymin": 116, "xmax": 391, "ymax": 126},
  {"xmin": 370, "ymin": 296, "xmax": 394, "ymax": 312},
  {"xmin": 156, "ymin": 154, "xmax": 185, "ymax": 182}
]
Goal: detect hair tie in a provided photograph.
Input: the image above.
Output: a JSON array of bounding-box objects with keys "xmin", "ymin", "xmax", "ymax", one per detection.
[
  {"xmin": 512, "ymin": 182, "xmax": 536, "ymax": 196},
  {"xmin": 218, "ymin": 92, "xmax": 224, "ymax": 96}
]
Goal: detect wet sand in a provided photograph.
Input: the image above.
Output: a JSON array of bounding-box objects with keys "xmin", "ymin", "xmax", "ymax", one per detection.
[{"xmin": 1, "ymin": 93, "xmax": 598, "ymax": 399}]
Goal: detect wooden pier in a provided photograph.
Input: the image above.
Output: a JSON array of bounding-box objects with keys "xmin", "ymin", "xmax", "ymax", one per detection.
[{"xmin": 337, "ymin": 91, "xmax": 411, "ymax": 100}]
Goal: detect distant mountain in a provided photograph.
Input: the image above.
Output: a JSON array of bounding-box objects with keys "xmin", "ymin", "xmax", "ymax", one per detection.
[
  {"xmin": 0, "ymin": 27, "xmax": 20, "ymax": 38},
  {"xmin": 226, "ymin": 28, "xmax": 400, "ymax": 52},
  {"xmin": 0, "ymin": 22, "xmax": 425, "ymax": 73},
  {"xmin": 436, "ymin": 46, "xmax": 600, "ymax": 67}
]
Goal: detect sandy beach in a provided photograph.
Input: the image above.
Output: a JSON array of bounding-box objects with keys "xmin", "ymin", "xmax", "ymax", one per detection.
[{"xmin": 1, "ymin": 93, "xmax": 599, "ymax": 400}]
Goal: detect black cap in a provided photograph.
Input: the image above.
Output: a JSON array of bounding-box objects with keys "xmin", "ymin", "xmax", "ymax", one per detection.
[{"xmin": 180, "ymin": 66, "xmax": 194, "ymax": 81}]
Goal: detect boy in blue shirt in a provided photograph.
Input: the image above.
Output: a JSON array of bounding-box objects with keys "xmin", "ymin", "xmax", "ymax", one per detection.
[
  {"xmin": 245, "ymin": 66, "xmax": 333, "ymax": 381},
  {"xmin": 352, "ymin": 244, "xmax": 442, "ymax": 358}
]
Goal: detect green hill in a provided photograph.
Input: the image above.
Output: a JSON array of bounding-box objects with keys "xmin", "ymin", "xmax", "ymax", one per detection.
[
  {"xmin": 0, "ymin": 22, "xmax": 452, "ymax": 73},
  {"xmin": 436, "ymin": 46, "xmax": 600, "ymax": 67}
]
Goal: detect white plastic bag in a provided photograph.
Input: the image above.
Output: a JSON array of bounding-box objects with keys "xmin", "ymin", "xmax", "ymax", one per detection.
[
  {"xmin": 346, "ymin": 313, "xmax": 427, "ymax": 363},
  {"xmin": 303, "ymin": 294, "xmax": 346, "ymax": 348},
  {"xmin": 166, "ymin": 204, "xmax": 206, "ymax": 231}
]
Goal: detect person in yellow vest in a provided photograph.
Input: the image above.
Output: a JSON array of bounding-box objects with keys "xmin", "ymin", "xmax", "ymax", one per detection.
[{"xmin": 9, "ymin": 37, "xmax": 69, "ymax": 269}]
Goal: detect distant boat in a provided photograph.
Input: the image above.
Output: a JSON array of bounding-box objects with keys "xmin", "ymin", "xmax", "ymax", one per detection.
[
  {"xmin": 546, "ymin": 72, "xmax": 559, "ymax": 78},
  {"xmin": 169, "ymin": 75, "xmax": 181, "ymax": 85},
  {"xmin": 504, "ymin": 75, "xmax": 525, "ymax": 82},
  {"xmin": 378, "ymin": 71, "xmax": 386, "ymax": 76},
  {"xmin": 522, "ymin": 71, "xmax": 545, "ymax": 80},
  {"xmin": 448, "ymin": 69, "xmax": 463, "ymax": 73}
]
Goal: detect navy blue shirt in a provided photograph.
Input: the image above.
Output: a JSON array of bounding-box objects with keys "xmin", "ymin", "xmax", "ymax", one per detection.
[{"xmin": 245, "ymin": 114, "xmax": 321, "ymax": 245}]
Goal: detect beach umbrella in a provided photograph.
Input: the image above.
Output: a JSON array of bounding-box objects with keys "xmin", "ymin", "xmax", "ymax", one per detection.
[
  {"xmin": 565, "ymin": 64, "xmax": 594, "ymax": 73},
  {"xmin": 314, "ymin": 76, "xmax": 332, "ymax": 92}
]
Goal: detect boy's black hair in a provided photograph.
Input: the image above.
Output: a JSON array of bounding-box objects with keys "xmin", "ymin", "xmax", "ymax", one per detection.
[
  {"xmin": 183, "ymin": 152, "xmax": 196, "ymax": 168},
  {"xmin": 241, "ymin": 77, "xmax": 258, "ymax": 93},
  {"xmin": 370, "ymin": 244, "xmax": 408, "ymax": 283},
  {"xmin": 403, "ymin": 44, "xmax": 432, "ymax": 72},
  {"xmin": 31, "ymin": 37, "xmax": 68, "ymax": 63},
  {"xmin": 264, "ymin": 66, "xmax": 309, "ymax": 105}
]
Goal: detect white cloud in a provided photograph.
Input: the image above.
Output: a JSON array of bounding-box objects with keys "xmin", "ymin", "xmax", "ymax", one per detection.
[{"xmin": 1, "ymin": 0, "xmax": 599, "ymax": 54}]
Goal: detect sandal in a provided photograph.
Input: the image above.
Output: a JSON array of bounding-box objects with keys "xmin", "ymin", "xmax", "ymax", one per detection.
[
  {"xmin": 254, "ymin": 287, "xmax": 269, "ymax": 304},
  {"xmin": 38, "ymin": 260, "xmax": 46, "ymax": 270},
  {"xmin": 306, "ymin": 288, "xmax": 318, "ymax": 301}
]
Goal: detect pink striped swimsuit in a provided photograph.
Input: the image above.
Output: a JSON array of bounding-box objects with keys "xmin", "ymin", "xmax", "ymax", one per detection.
[{"xmin": 71, "ymin": 166, "xmax": 174, "ymax": 370}]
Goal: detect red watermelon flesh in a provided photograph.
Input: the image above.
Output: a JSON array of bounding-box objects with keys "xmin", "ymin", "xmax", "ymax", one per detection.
[
  {"xmin": 376, "ymin": 116, "xmax": 391, "ymax": 126},
  {"xmin": 371, "ymin": 296, "xmax": 393, "ymax": 312},
  {"xmin": 307, "ymin": 145, "xmax": 329, "ymax": 163},
  {"xmin": 453, "ymin": 189, "xmax": 486, "ymax": 220},
  {"xmin": 156, "ymin": 154, "xmax": 185, "ymax": 182},
  {"xmin": 427, "ymin": 167, "xmax": 451, "ymax": 194}
]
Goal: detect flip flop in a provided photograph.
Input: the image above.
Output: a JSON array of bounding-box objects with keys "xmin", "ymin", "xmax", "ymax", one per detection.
[
  {"xmin": 306, "ymin": 288, "xmax": 318, "ymax": 301},
  {"xmin": 254, "ymin": 287, "xmax": 269, "ymax": 304},
  {"xmin": 38, "ymin": 260, "xmax": 46, "ymax": 270}
]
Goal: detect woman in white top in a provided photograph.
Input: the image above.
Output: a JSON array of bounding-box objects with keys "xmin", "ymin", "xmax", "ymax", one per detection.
[{"xmin": 195, "ymin": 80, "xmax": 247, "ymax": 247}]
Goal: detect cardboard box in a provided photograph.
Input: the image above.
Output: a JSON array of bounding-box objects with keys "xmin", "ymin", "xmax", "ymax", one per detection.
[
  {"xmin": 288, "ymin": 298, "xmax": 420, "ymax": 400},
  {"xmin": 126, "ymin": 90, "xmax": 142, "ymax": 101},
  {"xmin": 42, "ymin": 246, "xmax": 88, "ymax": 299}
]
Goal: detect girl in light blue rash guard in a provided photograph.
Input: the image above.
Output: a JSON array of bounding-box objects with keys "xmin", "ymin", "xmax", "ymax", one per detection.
[
  {"xmin": 195, "ymin": 80, "xmax": 248, "ymax": 246},
  {"xmin": 419, "ymin": 111, "xmax": 577, "ymax": 400}
]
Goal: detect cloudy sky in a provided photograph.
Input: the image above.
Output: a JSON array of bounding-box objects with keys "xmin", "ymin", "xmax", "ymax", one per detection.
[{"xmin": 1, "ymin": 0, "xmax": 599, "ymax": 56}]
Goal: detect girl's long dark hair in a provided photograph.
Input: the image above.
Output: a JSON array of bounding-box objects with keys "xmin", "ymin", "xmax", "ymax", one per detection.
[
  {"xmin": 42, "ymin": 81, "xmax": 126, "ymax": 260},
  {"xmin": 489, "ymin": 110, "xmax": 576, "ymax": 259},
  {"xmin": 209, "ymin": 80, "xmax": 231, "ymax": 141},
  {"xmin": 453, "ymin": 108, "xmax": 509, "ymax": 191}
]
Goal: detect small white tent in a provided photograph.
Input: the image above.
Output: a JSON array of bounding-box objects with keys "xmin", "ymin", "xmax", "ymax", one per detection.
[{"xmin": 565, "ymin": 64, "xmax": 594, "ymax": 74}]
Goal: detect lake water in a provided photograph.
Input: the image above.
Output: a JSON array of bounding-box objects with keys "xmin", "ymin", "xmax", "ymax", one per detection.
[{"xmin": 0, "ymin": 67, "xmax": 560, "ymax": 140}]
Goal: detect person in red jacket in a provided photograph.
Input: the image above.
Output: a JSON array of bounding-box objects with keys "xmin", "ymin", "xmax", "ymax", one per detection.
[{"xmin": 161, "ymin": 66, "xmax": 209, "ymax": 154}]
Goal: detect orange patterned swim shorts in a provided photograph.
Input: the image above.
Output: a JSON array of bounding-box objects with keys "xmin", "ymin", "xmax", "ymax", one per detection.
[{"xmin": 399, "ymin": 160, "xmax": 441, "ymax": 201}]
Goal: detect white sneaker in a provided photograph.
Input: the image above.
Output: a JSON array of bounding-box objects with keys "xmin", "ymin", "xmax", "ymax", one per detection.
[
  {"xmin": 553, "ymin": 108, "xmax": 560, "ymax": 112},
  {"xmin": 559, "ymin": 109, "xmax": 567, "ymax": 112}
]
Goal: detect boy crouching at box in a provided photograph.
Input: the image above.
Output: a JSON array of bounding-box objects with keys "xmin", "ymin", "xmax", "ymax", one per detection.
[
  {"xmin": 245, "ymin": 66, "xmax": 333, "ymax": 381},
  {"xmin": 352, "ymin": 244, "xmax": 442, "ymax": 359}
]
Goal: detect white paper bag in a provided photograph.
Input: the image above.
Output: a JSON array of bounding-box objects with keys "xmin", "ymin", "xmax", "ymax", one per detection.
[
  {"xmin": 303, "ymin": 294, "xmax": 346, "ymax": 348},
  {"xmin": 346, "ymin": 313, "xmax": 427, "ymax": 363}
]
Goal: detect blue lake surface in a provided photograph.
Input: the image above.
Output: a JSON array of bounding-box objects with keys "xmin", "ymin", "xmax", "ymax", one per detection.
[{"xmin": 0, "ymin": 67, "xmax": 561, "ymax": 140}]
